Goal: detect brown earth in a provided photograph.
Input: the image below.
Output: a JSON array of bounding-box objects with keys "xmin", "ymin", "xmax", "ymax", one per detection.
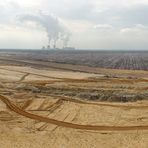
[{"xmin": 0, "ymin": 59, "xmax": 148, "ymax": 147}]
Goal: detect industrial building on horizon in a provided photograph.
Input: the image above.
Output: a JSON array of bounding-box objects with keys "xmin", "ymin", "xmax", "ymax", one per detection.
[{"xmin": 42, "ymin": 45, "xmax": 75, "ymax": 50}]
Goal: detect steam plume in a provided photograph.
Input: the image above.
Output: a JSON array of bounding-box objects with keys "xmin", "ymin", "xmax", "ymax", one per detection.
[{"xmin": 19, "ymin": 12, "xmax": 70, "ymax": 48}]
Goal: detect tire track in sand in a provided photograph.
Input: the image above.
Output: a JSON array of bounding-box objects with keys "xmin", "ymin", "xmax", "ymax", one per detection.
[
  {"xmin": 0, "ymin": 95, "xmax": 148, "ymax": 131},
  {"xmin": 18, "ymin": 73, "xmax": 30, "ymax": 82}
]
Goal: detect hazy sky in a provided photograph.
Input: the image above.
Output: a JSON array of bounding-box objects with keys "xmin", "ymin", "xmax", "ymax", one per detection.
[{"xmin": 0, "ymin": 0, "xmax": 148, "ymax": 49}]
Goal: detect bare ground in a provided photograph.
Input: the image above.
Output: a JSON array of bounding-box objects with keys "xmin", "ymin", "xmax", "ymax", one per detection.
[{"xmin": 0, "ymin": 58, "xmax": 148, "ymax": 147}]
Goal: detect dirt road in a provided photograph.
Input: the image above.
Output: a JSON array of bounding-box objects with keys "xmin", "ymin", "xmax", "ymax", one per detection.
[{"xmin": 0, "ymin": 94, "xmax": 148, "ymax": 131}]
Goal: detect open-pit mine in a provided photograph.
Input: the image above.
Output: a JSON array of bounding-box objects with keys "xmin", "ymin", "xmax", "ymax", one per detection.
[{"xmin": 0, "ymin": 50, "xmax": 148, "ymax": 148}]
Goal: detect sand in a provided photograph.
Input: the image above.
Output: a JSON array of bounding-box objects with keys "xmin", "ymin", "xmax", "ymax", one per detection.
[{"xmin": 0, "ymin": 65, "xmax": 148, "ymax": 148}]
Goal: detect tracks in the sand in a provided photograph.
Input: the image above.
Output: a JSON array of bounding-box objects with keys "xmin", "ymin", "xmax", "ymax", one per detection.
[
  {"xmin": 0, "ymin": 94, "xmax": 148, "ymax": 131},
  {"xmin": 18, "ymin": 73, "xmax": 30, "ymax": 82}
]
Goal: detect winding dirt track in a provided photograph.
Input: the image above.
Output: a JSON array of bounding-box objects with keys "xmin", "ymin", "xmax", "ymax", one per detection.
[
  {"xmin": 18, "ymin": 73, "xmax": 30, "ymax": 82},
  {"xmin": 0, "ymin": 95, "xmax": 148, "ymax": 131},
  {"xmin": 0, "ymin": 67, "xmax": 62, "ymax": 80}
]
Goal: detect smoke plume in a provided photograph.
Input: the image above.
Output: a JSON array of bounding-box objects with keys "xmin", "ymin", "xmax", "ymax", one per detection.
[
  {"xmin": 61, "ymin": 32, "xmax": 71, "ymax": 48},
  {"xmin": 19, "ymin": 12, "xmax": 70, "ymax": 48}
]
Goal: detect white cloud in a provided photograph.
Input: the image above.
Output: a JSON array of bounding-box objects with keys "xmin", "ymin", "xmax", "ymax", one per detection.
[
  {"xmin": 0, "ymin": 24, "xmax": 47, "ymax": 48},
  {"xmin": 94, "ymin": 24, "xmax": 113, "ymax": 29},
  {"xmin": 0, "ymin": 0, "xmax": 148, "ymax": 49},
  {"xmin": 120, "ymin": 24, "xmax": 148, "ymax": 35}
]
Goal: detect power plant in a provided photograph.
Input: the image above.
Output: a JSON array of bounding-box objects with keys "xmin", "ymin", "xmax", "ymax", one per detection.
[
  {"xmin": 20, "ymin": 12, "xmax": 74, "ymax": 50},
  {"xmin": 42, "ymin": 44, "xmax": 75, "ymax": 50}
]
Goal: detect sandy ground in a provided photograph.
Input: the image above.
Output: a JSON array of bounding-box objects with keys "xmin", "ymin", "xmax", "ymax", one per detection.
[{"xmin": 0, "ymin": 65, "xmax": 148, "ymax": 148}]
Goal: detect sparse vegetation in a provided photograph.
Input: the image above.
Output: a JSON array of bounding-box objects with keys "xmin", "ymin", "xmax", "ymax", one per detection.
[{"xmin": 0, "ymin": 50, "xmax": 148, "ymax": 148}]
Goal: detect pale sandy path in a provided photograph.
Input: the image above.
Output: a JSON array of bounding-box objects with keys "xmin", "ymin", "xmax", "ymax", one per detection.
[{"xmin": 0, "ymin": 95, "xmax": 148, "ymax": 131}]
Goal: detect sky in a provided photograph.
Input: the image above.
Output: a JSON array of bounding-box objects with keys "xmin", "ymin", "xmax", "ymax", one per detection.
[{"xmin": 0, "ymin": 0, "xmax": 148, "ymax": 49}]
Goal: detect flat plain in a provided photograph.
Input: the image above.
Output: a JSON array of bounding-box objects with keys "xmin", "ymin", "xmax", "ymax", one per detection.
[{"xmin": 0, "ymin": 50, "xmax": 148, "ymax": 148}]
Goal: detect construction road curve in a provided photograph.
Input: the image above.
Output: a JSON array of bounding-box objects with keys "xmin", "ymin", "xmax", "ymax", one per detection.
[{"xmin": 0, "ymin": 94, "xmax": 148, "ymax": 131}]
